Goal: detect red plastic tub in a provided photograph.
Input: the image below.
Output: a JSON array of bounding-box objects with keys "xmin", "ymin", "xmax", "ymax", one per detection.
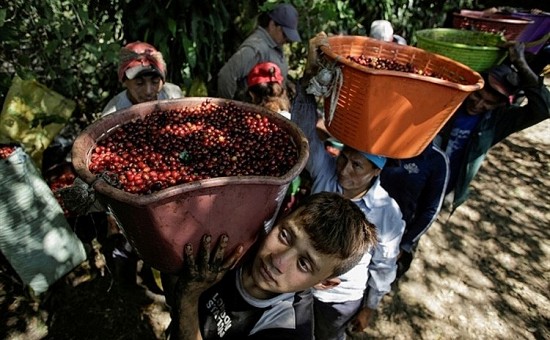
[
  {"xmin": 72, "ymin": 98, "xmax": 309, "ymax": 273},
  {"xmin": 453, "ymin": 10, "xmax": 534, "ymax": 41}
]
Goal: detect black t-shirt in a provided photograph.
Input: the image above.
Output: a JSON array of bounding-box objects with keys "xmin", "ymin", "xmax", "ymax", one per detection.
[{"xmin": 198, "ymin": 267, "xmax": 314, "ymax": 339}]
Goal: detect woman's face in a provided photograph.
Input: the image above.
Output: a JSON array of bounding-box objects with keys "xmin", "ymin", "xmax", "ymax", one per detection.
[{"xmin": 124, "ymin": 75, "xmax": 163, "ymax": 104}]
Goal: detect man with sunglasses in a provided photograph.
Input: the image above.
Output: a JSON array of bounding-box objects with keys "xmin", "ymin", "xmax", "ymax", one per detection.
[
  {"xmin": 436, "ymin": 42, "xmax": 550, "ymax": 213},
  {"xmin": 217, "ymin": 3, "xmax": 301, "ymax": 100}
]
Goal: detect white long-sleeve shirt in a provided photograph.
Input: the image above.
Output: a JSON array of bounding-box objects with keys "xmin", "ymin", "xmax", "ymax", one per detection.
[
  {"xmin": 291, "ymin": 83, "xmax": 405, "ymax": 308},
  {"xmin": 101, "ymin": 82, "xmax": 182, "ymax": 116}
]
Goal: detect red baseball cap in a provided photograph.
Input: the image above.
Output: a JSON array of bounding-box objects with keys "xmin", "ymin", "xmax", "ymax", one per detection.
[
  {"xmin": 247, "ymin": 62, "xmax": 284, "ymax": 88},
  {"xmin": 117, "ymin": 41, "xmax": 167, "ymax": 82}
]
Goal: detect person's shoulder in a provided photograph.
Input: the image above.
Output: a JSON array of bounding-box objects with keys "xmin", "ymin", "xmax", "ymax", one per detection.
[
  {"xmin": 369, "ymin": 182, "xmax": 405, "ymax": 219},
  {"xmin": 370, "ymin": 179, "xmax": 397, "ymax": 205},
  {"xmin": 241, "ymin": 27, "xmax": 272, "ymax": 49},
  {"xmin": 101, "ymin": 90, "xmax": 129, "ymax": 116},
  {"xmin": 161, "ymin": 82, "xmax": 183, "ymax": 99}
]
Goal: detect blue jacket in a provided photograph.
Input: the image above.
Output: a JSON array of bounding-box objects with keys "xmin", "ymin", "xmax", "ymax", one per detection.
[
  {"xmin": 437, "ymin": 76, "xmax": 550, "ymax": 211},
  {"xmin": 380, "ymin": 143, "xmax": 449, "ymax": 252}
]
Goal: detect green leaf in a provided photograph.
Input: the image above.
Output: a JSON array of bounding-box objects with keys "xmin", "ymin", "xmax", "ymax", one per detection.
[
  {"xmin": 86, "ymin": 24, "xmax": 97, "ymax": 36},
  {"xmin": 0, "ymin": 9, "xmax": 6, "ymax": 27},
  {"xmin": 167, "ymin": 18, "xmax": 177, "ymax": 37},
  {"xmin": 81, "ymin": 64, "xmax": 96, "ymax": 74},
  {"xmin": 179, "ymin": 151, "xmax": 191, "ymax": 163},
  {"xmin": 181, "ymin": 35, "xmax": 196, "ymax": 69}
]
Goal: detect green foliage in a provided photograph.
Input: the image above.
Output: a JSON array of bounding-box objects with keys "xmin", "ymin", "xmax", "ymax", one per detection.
[
  {"xmin": 2, "ymin": 0, "xmax": 495, "ymax": 121},
  {"xmin": 0, "ymin": 0, "xmax": 124, "ymax": 119},
  {"xmin": 121, "ymin": 0, "xmax": 236, "ymax": 95}
]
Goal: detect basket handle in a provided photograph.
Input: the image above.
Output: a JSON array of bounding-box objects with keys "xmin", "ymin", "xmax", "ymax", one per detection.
[{"xmin": 523, "ymin": 32, "xmax": 550, "ymax": 48}]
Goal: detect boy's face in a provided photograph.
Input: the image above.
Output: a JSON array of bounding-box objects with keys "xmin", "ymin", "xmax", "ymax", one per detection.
[
  {"xmin": 247, "ymin": 210, "xmax": 340, "ymax": 297},
  {"xmin": 465, "ymin": 88, "xmax": 507, "ymax": 115},
  {"xmin": 124, "ymin": 75, "xmax": 163, "ymax": 105}
]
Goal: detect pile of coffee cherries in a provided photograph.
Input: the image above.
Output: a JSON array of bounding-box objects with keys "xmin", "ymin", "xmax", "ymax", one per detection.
[
  {"xmin": 46, "ymin": 164, "xmax": 77, "ymax": 217},
  {"xmin": 0, "ymin": 145, "xmax": 16, "ymax": 159},
  {"xmin": 89, "ymin": 100, "xmax": 299, "ymax": 195},
  {"xmin": 456, "ymin": 21, "xmax": 502, "ymax": 36},
  {"xmin": 347, "ymin": 55, "xmax": 448, "ymax": 81}
]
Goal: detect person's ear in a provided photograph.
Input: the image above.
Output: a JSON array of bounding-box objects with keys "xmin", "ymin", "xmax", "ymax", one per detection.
[
  {"xmin": 267, "ymin": 20, "xmax": 277, "ymax": 33},
  {"xmin": 373, "ymin": 168, "xmax": 382, "ymax": 177},
  {"xmin": 313, "ymin": 277, "xmax": 341, "ymax": 290}
]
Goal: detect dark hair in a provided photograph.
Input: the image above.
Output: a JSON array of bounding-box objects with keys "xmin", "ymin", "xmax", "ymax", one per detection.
[
  {"xmin": 258, "ymin": 12, "xmax": 272, "ymax": 28},
  {"xmin": 248, "ymin": 82, "xmax": 290, "ymax": 112},
  {"xmin": 287, "ymin": 192, "xmax": 377, "ymax": 277},
  {"xmin": 480, "ymin": 72, "xmax": 512, "ymax": 104}
]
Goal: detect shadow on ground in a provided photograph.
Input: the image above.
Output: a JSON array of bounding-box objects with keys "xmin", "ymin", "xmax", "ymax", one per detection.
[
  {"xmin": 1, "ymin": 126, "xmax": 549, "ymax": 340},
  {"xmin": 352, "ymin": 131, "xmax": 550, "ymax": 339}
]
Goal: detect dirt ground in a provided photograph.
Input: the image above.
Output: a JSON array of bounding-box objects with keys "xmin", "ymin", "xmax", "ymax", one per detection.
[{"xmin": 1, "ymin": 118, "xmax": 549, "ymax": 340}]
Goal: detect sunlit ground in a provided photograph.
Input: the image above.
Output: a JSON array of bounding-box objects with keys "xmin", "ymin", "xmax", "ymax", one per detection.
[{"xmin": 355, "ymin": 119, "xmax": 550, "ymax": 340}]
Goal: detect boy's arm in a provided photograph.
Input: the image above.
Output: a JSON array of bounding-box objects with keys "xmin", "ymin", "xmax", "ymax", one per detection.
[
  {"xmin": 174, "ymin": 292, "xmax": 202, "ymax": 340},
  {"xmin": 291, "ymin": 83, "xmax": 329, "ymax": 178},
  {"xmin": 171, "ymin": 234, "xmax": 243, "ymax": 340},
  {"xmin": 492, "ymin": 43, "xmax": 550, "ymax": 145},
  {"xmin": 291, "ymin": 32, "xmax": 334, "ymax": 178},
  {"xmin": 350, "ymin": 211, "xmax": 405, "ymax": 331},
  {"xmin": 509, "ymin": 42, "xmax": 539, "ymax": 88}
]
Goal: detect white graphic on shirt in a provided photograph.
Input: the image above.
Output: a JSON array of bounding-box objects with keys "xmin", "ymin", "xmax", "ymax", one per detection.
[
  {"xmin": 206, "ymin": 293, "xmax": 232, "ymax": 337},
  {"xmin": 403, "ymin": 162, "xmax": 419, "ymax": 174},
  {"xmin": 446, "ymin": 127, "xmax": 472, "ymax": 158}
]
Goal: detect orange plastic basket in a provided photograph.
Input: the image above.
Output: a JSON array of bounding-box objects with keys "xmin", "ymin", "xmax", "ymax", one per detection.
[
  {"xmin": 453, "ymin": 10, "xmax": 534, "ymax": 41},
  {"xmin": 320, "ymin": 36, "xmax": 484, "ymax": 158}
]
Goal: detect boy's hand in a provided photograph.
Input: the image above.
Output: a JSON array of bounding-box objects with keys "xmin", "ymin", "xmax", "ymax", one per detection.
[
  {"xmin": 507, "ymin": 41, "xmax": 526, "ymax": 66},
  {"xmin": 305, "ymin": 32, "xmax": 330, "ymax": 76},
  {"xmin": 348, "ymin": 307, "xmax": 374, "ymax": 333},
  {"xmin": 176, "ymin": 234, "xmax": 243, "ymax": 301},
  {"xmin": 506, "ymin": 41, "xmax": 539, "ymax": 86}
]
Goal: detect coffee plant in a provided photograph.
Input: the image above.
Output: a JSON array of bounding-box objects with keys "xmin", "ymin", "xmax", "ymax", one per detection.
[
  {"xmin": 3, "ymin": 0, "xmax": 530, "ymax": 123},
  {"xmin": 0, "ymin": 0, "xmax": 123, "ymax": 120}
]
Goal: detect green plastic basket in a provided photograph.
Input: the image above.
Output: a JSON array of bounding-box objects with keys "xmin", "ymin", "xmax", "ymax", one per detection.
[{"xmin": 415, "ymin": 28, "xmax": 508, "ymax": 72}]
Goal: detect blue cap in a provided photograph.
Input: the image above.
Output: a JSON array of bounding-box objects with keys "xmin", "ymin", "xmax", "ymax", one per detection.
[
  {"xmin": 268, "ymin": 4, "xmax": 301, "ymax": 42},
  {"xmin": 359, "ymin": 152, "xmax": 386, "ymax": 169}
]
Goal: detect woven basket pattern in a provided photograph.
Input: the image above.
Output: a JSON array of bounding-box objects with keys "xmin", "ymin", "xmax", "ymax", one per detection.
[
  {"xmin": 415, "ymin": 28, "xmax": 508, "ymax": 72},
  {"xmin": 320, "ymin": 35, "xmax": 483, "ymax": 158}
]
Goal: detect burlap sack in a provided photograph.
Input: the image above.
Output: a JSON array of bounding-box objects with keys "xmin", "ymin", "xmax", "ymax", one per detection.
[{"xmin": 0, "ymin": 76, "xmax": 75, "ymax": 167}]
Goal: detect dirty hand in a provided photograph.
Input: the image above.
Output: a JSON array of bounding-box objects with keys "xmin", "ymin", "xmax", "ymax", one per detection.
[
  {"xmin": 310, "ymin": 31, "xmax": 329, "ymax": 50},
  {"xmin": 176, "ymin": 234, "xmax": 243, "ymax": 300},
  {"xmin": 348, "ymin": 307, "xmax": 374, "ymax": 333},
  {"xmin": 507, "ymin": 41, "xmax": 526, "ymax": 65}
]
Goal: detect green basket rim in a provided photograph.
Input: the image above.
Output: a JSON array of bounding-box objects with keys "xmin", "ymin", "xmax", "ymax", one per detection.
[{"xmin": 415, "ymin": 28, "xmax": 506, "ymax": 51}]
